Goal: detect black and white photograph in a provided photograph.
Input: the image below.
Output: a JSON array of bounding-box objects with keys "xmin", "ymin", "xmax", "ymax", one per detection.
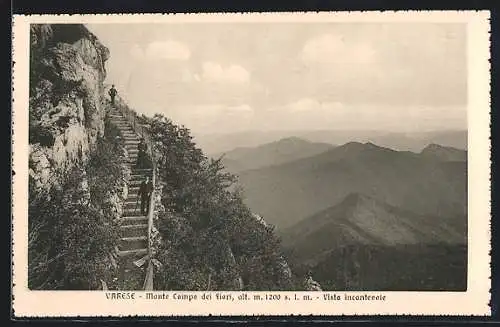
[{"xmin": 13, "ymin": 11, "xmax": 491, "ymax": 317}]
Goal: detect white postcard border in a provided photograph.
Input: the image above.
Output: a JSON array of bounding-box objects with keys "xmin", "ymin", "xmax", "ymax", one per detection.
[{"xmin": 12, "ymin": 11, "xmax": 491, "ymax": 317}]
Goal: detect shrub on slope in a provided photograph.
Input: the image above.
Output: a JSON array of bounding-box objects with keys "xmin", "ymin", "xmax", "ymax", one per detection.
[
  {"xmin": 28, "ymin": 120, "xmax": 126, "ymax": 290},
  {"xmin": 144, "ymin": 114, "xmax": 293, "ymax": 290}
]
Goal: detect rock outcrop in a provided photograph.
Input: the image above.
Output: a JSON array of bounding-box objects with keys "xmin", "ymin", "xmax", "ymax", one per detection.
[
  {"xmin": 29, "ymin": 24, "xmax": 110, "ymax": 196},
  {"xmin": 304, "ymin": 276, "xmax": 323, "ymax": 291},
  {"xmin": 252, "ymin": 213, "xmax": 294, "ymax": 287}
]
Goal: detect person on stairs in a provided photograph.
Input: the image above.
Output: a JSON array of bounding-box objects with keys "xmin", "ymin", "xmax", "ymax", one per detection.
[
  {"xmin": 139, "ymin": 176, "xmax": 153, "ymax": 216},
  {"xmin": 108, "ymin": 84, "xmax": 117, "ymax": 106},
  {"xmin": 135, "ymin": 137, "xmax": 149, "ymax": 169}
]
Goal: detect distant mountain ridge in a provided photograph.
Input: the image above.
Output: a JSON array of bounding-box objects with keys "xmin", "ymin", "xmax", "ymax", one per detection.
[
  {"xmin": 213, "ymin": 136, "xmax": 335, "ymax": 173},
  {"xmin": 237, "ymin": 141, "xmax": 467, "ymax": 229},
  {"xmin": 280, "ymin": 191, "xmax": 467, "ymax": 291},
  {"xmin": 281, "ymin": 192, "xmax": 466, "ymax": 265},
  {"xmin": 420, "ymin": 143, "xmax": 467, "ymax": 161},
  {"xmin": 194, "ymin": 129, "xmax": 467, "ymax": 154}
]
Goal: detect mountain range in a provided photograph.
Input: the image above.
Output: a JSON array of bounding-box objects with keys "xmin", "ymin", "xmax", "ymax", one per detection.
[
  {"xmin": 280, "ymin": 192, "xmax": 466, "ymax": 265},
  {"xmin": 197, "ymin": 129, "xmax": 466, "ymax": 155},
  {"xmin": 234, "ymin": 140, "xmax": 467, "ymax": 229},
  {"xmin": 420, "ymin": 143, "xmax": 468, "ymax": 162},
  {"xmin": 279, "ymin": 193, "xmax": 467, "ymax": 291},
  {"xmin": 212, "ymin": 137, "xmax": 335, "ymax": 172},
  {"xmin": 214, "ymin": 136, "xmax": 467, "ymax": 290}
]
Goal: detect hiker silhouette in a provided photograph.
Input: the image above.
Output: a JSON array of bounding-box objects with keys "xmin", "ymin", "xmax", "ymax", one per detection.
[
  {"xmin": 139, "ymin": 176, "xmax": 153, "ymax": 215},
  {"xmin": 108, "ymin": 85, "xmax": 117, "ymax": 106}
]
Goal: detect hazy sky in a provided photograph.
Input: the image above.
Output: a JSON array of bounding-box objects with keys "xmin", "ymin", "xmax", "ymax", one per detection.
[{"xmin": 86, "ymin": 22, "xmax": 467, "ymax": 135}]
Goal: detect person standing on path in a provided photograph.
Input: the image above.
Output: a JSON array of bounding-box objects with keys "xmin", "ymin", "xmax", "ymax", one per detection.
[
  {"xmin": 139, "ymin": 176, "xmax": 153, "ymax": 215},
  {"xmin": 135, "ymin": 137, "xmax": 149, "ymax": 169},
  {"xmin": 108, "ymin": 85, "xmax": 117, "ymax": 106}
]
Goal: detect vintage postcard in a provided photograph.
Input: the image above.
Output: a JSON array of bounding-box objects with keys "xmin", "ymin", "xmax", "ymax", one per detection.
[{"xmin": 12, "ymin": 11, "xmax": 491, "ymax": 317}]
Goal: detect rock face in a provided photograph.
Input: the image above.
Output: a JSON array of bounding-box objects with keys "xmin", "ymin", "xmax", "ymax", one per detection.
[
  {"xmin": 252, "ymin": 213, "xmax": 294, "ymax": 287},
  {"xmin": 29, "ymin": 24, "xmax": 110, "ymax": 196},
  {"xmin": 304, "ymin": 276, "xmax": 323, "ymax": 291}
]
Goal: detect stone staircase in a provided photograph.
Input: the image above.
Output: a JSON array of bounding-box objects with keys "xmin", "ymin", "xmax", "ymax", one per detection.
[{"xmin": 108, "ymin": 107, "xmax": 152, "ymax": 289}]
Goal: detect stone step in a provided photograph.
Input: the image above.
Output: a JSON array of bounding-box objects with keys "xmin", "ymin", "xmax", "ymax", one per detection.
[
  {"xmin": 126, "ymin": 191, "xmax": 153, "ymax": 200},
  {"xmin": 123, "ymin": 201, "xmax": 151, "ymax": 212},
  {"xmin": 124, "ymin": 140, "xmax": 141, "ymax": 145},
  {"xmin": 125, "ymin": 197, "xmax": 142, "ymax": 204},
  {"xmin": 128, "ymin": 181, "xmax": 151, "ymax": 188},
  {"xmin": 118, "ymin": 127, "xmax": 135, "ymax": 133},
  {"xmin": 123, "ymin": 138, "xmax": 140, "ymax": 143},
  {"xmin": 115, "ymin": 123, "xmax": 133, "ymax": 127},
  {"xmin": 109, "ymin": 114, "xmax": 127, "ymax": 119},
  {"xmin": 124, "ymin": 200, "xmax": 141, "ymax": 209},
  {"xmin": 130, "ymin": 171, "xmax": 153, "ymax": 177},
  {"xmin": 122, "ymin": 139, "xmax": 140, "ymax": 143},
  {"xmin": 121, "ymin": 131, "xmax": 139, "ymax": 136},
  {"xmin": 111, "ymin": 119, "xmax": 130, "ymax": 124},
  {"xmin": 128, "ymin": 186, "xmax": 140, "ymax": 193},
  {"xmin": 116, "ymin": 247, "xmax": 148, "ymax": 258},
  {"xmin": 132, "ymin": 168, "xmax": 153, "ymax": 173},
  {"xmin": 128, "ymin": 180, "xmax": 149, "ymax": 186},
  {"xmin": 122, "ymin": 134, "xmax": 139, "ymax": 139},
  {"xmin": 128, "ymin": 184, "xmax": 153, "ymax": 192},
  {"xmin": 128, "ymin": 160, "xmax": 146, "ymax": 165},
  {"xmin": 120, "ymin": 236, "xmax": 148, "ymax": 251},
  {"xmin": 121, "ymin": 216, "xmax": 148, "ymax": 225},
  {"xmin": 130, "ymin": 174, "xmax": 151, "ymax": 181},
  {"xmin": 109, "ymin": 118, "xmax": 128, "ymax": 124},
  {"xmin": 126, "ymin": 195, "xmax": 141, "ymax": 203},
  {"xmin": 120, "ymin": 128, "xmax": 137, "ymax": 133},
  {"xmin": 112, "ymin": 122, "xmax": 132, "ymax": 128},
  {"xmin": 131, "ymin": 172, "xmax": 152, "ymax": 177},
  {"xmin": 120, "ymin": 224, "xmax": 148, "ymax": 238},
  {"xmin": 116, "ymin": 127, "xmax": 134, "ymax": 132},
  {"xmin": 130, "ymin": 173, "xmax": 153, "ymax": 179},
  {"xmin": 123, "ymin": 208, "xmax": 146, "ymax": 216},
  {"xmin": 126, "ymin": 194, "xmax": 150, "ymax": 203}
]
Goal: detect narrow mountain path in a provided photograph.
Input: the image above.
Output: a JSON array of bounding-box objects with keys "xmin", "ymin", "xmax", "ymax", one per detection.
[{"xmin": 109, "ymin": 107, "xmax": 152, "ymax": 290}]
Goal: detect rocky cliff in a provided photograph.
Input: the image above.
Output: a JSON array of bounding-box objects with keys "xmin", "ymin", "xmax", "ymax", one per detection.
[
  {"xmin": 28, "ymin": 24, "xmax": 130, "ymax": 290},
  {"xmin": 29, "ymin": 24, "xmax": 110, "ymax": 196}
]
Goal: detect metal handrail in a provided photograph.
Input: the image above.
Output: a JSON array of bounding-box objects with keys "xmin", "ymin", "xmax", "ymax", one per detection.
[{"xmin": 113, "ymin": 96, "xmax": 157, "ymax": 291}]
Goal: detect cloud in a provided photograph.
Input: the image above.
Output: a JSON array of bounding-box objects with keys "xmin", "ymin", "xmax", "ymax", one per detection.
[
  {"xmin": 191, "ymin": 103, "xmax": 254, "ymax": 118},
  {"xmin": 301, "ymin": 34, "xmax": 377, "ymax": 65},
  {"xmin": 129, "ymin": 44, "xmax": 144, "ymax": 58},
  {"xmin": 168, "ymin": 103, "xmax": 254, "ymax": 133},
  {"xmin": 227, "ymin": 104, "xmax": 253, "ymax": 113},
  {"xmin": 262, "ymin": 100, "xmax": 466, "ymax": 132},
  {"xmin": 286, "ymin": 98, "xmax": 345, "ymax": 113},
  {"xmin": 201, "ymin": 62, "xmax": 250, "ymax": 83},
  {"xmin": 130, "ymin": 40, "xmax": 191, "ymax": 61}
]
